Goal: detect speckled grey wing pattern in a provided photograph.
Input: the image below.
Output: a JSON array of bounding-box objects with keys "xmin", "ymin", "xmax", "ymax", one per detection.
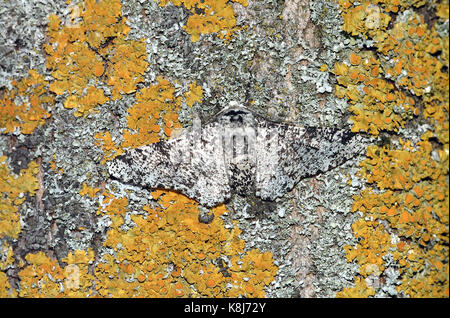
[
  {"xmin": 107, "ymin": 123, "xmax": 231, "ymax": 207},
  {"xmin": 255, "ymin": 122, "xmax": 367, "ymax": 201}
]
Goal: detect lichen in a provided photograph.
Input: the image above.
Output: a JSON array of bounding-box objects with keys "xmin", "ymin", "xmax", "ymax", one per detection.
[
  {"xmin": 336, "ymin": 0, "xmax": 449, "ymax": 298},
  {"xmin": 79, "ymin": 182, "xmax": 100, "ymax": 198},
  {"xmin": 94, "ymin": 131, "xmax": 124, "ymax": 165},
  {"xmin": 156, "ymin": 0, "xmax": 249, "ymax": 42},
  {"xmin": 0, "ymin": 70, "xmax": 53, "ymax": 135},
  {"xmin": 336, "ymin": 276, "xmax": 375, "ymax": 298},
  {"xmin": 61, "ymin": 249, "xmax": 95, "ymax": 297},
  {"xmin": 0, "ymin": 241, "xmax": 16, "ymax": 297},
  {"xmin": 18, "ymin": 251, "xmax": 65, "ymax": 297},
  {"xmin": 45, "ymin": 0, "xmax": 149, "ymax": 115},
  {"xmin": 334, "ymin": 51, "xmax": 417, "ymax": 136},
  {"xmin": 120, "ymin": 77, "xmax": 183, "ymax": 148},
  {"xmin": 18, "ymin": 249, "xmax": 94, "ymax": 298},
  {"xmin": 347, "ymin": 135, "xmax": 449, "ymax": 297},
  {"xmin": 94, "ymin": 189, "xmax": 277, "ymax": 297},
  {"xmin": 0, "ymin": 156, "xmax": 40, "ymax": 239},
  {"xmin": 184, "ymin": 81, "xmax": 204, "ymax": 107},
  {"xmin": 101, "ymin": 37, "xmax": 149, "ymax": 101},
  {"xmin": 95, "ymin": 77, "xmax": 202, "ymax": 162}
]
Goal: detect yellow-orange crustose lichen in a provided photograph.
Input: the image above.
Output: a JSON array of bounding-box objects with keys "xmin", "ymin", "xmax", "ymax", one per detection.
[
  {"xmin": 45, "ymin": 0, "xmax": 148, "ymax": 115},
  {"xmin": 0, "ymin": 241, "xmax": 16, "ymax": 297},
  {"xmin": 335, "ymin": 276, "xmax": 375, "ymax": 298},
  {"xmin": 377, "ymin": 12, "xmax": 449, "ymax": 143},
  {"xmin": 334, "ymin": 51, "xmax": 417, "ymax": 136},
  {"xmin": 336, "ymin": 0, "xmax": 449, "ymax": 298},
  {"xmin": 49, "ymin": 154, "xmax": 65, "ymax": 174},
  {"xmin": 95, "ymin": 77, "xmax": 203, "ymax": 163},
  {"xmin": 102, "ymin": 37, "xmax": 149, "ymax": 101},
  {"xmin": 339, "ymin": 0, "xmax": 429, "ymax": 37},
  {"xmin": 0, "ymin": 70, "xmax": 53, "ymax": 135},
  {"xmin": 0, "ymin": 156, "xmax": 40, "ymax": 239},
  {"xmin": 17, "ymin": 249, "xmax": 95, "ymax": 298},
  {"xmin": 63, "ymin": 86, "xmax": 109, "ymax": 117},
  {"xmin": 60, "ymin": 249, "xmax": 96, "ymax": 297},
  {"xmin": 184, "ymin": 81, "xmax": 204, "ymax": 107},
  {"xmin": 93, "ymin": 189, "xmax": 277, "ymax": 297},
  {"xmin": 79, "ymin": 181, "xmax": 100, "ymax": 198},
  {"xmin": 121, "ymin": 77, "xmax": 183, "ymax": 148},
  {"xmin": 345, "ymin": 135, "xmax": 449, "ymax": 297},
  {"xmin": 93, "ymin": 131, "xmax": 124, "ymax": 165},
  {"xmin": 156, "ymin": 0, "xmax": 249, "ymax": 42}
]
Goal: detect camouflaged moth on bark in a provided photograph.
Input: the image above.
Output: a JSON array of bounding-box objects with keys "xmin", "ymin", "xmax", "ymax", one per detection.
[{"xmin": 107, "ymin": 103, "xmax": 367, "ymax": 207}]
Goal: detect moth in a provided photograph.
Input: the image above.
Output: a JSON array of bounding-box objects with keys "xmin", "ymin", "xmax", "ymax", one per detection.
[{"xmin": 107, "ymin": 103, "xmax": 367, "ymax": 207}]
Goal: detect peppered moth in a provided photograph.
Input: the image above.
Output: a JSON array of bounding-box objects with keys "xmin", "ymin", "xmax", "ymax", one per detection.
[{"xmin": 107, "ymin": 103, "xmax": 367, "ymax": 207}]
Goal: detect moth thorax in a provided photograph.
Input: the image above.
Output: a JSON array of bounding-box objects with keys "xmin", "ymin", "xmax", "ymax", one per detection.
[{"xmin": 222, "ymin": 126, "xmax": 256, "ymax": 166}]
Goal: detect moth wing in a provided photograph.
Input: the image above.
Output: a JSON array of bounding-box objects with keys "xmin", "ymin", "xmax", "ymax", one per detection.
[
  {"xmin": 294, "ymin": 127, "xmax": 367, "ymax": 178},
  {"xmin": 187, "ymin": 123, "xmax": 231, "ymax": 207},
  {"xmin": 255, "ymin": 124, "xmax": 367, "ymax": 201},
  {"xmin": 107, "ymin": 125, "xmax": 230, "ymax": 207},
  {"xmin": 255, "ymin": 123, "xmax": 302, "ymax": 201}
]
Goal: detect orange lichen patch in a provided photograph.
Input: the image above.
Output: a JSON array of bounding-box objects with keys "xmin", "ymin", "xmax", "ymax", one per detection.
[
  {"xmin": 338, "ymin": 0, "xmax": 428, "ymax": 37},
  {"xmin": 334, "ymin": 51, "xmax": 416, "ymax": 136},
  {"xmin": 82, "ymin": 0, "xmax": 128, "ymax": 48},
  {"xmin": 349, "ymin": 53, "xmax": 361, "ymax": 65},
  {"xmin": 337, "ymin": 2, "xmax": 449, "ymax": 142},
  {"xmin": 8, "ymin": 186, "xmax": 269, "ymax": 298},
  {"xmin": 79, "ymin": 182, "xmax": 100, "ymax": 198},
  {"xmin": 101, "ymin": 38, "xmax": 149, "ymax": 100},
  {"xmin": 45, "ymin": 12, "xmax": 106, "ymax": 95},
  {"xmin": 121, "ymin": 77, "xmax": 183, "ymax": 149},
  {"xmin": 0, "ymin": 70, "xmax": 53, "ymax": 135},
  {"xmin": 64, "ymin": 86, "xmax": 109, "ymax": 117},
  {"xmin": 358, "ymin": 139, "xmax": 447, "ymax": 192},
  {"xmin": 95, "ymin": 190, "xmax": 277, "ymax": 297},
  {"xmin": 94, "ymin": 131, "xmax": 124, "ymax": 165},
  {"xmin": 0, "ymin": 271, "xmax": 13, "ymax": 297},
  {"xmin": 347, "ymin": 135, "xmax": 448, "ymax": 297},
  {"xmin": 17, "ymin": 252, "xmax": 65, "ymax": 297},
  {"xmin": 436, "ymin": 1, "xmax": 449, "ymax": 21},
  {"xmin": 375, "ymin": 12, "xmax": 448, "ymax": 140},
  {"xmin": 336, "ymin": 276, "xmax": 375, "ymax": 298},
  {"xmin": 0, "ymin": 156, "xmax": 40, "ymax": 239},
  {"xmin": 227, "ymin": 249, "xmax": 277, "ymax": 297},
  {"xmin": 61, "ymin": 249, "xmax": 95, "ymax": 297},
  {"xmin": 17, "ymin": 249, "xmax": 94, "ymax": 298},
  {"xmin": 184, "ymin": 81, "xmax": 203, "ymax": 107},
  {"xmin": 337, "ymin": 0, "xmax": 448, "ymax": 298},
  {"xmin": 344, "ymin": 219, "xmax": 390, "ymax": 275},
  {"xmin": 320, "ymin": 64, "xmax": 328, "ymax": 72},
  {"xmin": 0, "ymin": 241, "xmax": 16, "ymax": 297},
  {"xmin": 338, "ymin": 1, "xmax": 391, "ymax": 37},
  {"xmin": 45, "ymin": 0, "xmax": 147, "ymax": 115},
  {"xmin": 157, "ymin": 0, "xmax": 248, "ymax": 42}
]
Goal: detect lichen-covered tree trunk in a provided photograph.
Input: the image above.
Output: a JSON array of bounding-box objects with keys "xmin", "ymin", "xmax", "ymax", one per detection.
[{"xmin": 0, "ymin": 0, "xmax": 448, "ymax": 298}]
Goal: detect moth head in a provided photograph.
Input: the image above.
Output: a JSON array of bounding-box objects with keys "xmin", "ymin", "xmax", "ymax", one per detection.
[{"xmin": 217, "ymin": 102, "xmax": 256, "ymax": 128}]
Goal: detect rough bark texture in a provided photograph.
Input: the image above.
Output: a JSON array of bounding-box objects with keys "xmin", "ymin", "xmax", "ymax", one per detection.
[{"xmin": 0, "ymin": 0, "xmax": 448, "ymax": 298}]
